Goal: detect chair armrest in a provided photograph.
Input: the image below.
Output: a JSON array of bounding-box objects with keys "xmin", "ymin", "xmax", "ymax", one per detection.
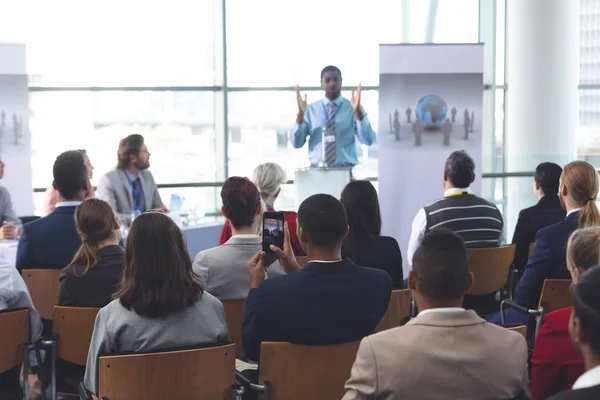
[
  {"xmin": 78, "ymin": 382, "xmax": 92, "ymax": 400},
  {"xmin": 235, "ymin": 370, "xmax": 267, "ymax": 393},
  {"xmin": 500, "ymin": 299, "xmax": 541, "ymax": 325}
]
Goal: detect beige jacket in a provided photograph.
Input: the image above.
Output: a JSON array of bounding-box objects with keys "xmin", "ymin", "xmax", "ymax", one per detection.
[{"xmin": 342, "ymin": 310, "xmax": 530, "ymax": 400}]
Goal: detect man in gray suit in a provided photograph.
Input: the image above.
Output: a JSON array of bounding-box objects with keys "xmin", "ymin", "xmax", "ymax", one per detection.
[
  {"xmin": 193, "ymin": 177, "xmax": 284, "ymax": 300},
  {"xmin": 343, "ymin": 228, "xmax": 530, "ymax": 400},
  {"xmin": 96, "ymin": 134, "xmax": 167, "ymax": 215}
]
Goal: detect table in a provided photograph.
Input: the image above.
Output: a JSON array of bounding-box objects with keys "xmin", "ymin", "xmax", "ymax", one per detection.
[
  {"xmin": 182, "ymin": 222, "xmax": 225, "ymax": 258},
  {"xmin": 0, "ymin": 240, "xmax": 18, "ymax": 265}
]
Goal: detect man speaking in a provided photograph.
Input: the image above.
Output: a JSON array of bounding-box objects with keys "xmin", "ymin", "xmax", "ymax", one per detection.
[{"xmin": 289, "ymin": 66, "xmax": 376, "ymax": 167}]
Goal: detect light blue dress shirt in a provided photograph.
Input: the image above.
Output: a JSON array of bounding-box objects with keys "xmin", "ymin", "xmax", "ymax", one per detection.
[{"xmin": 289, "ymin": 95, "xmax": 376, "ymax": 166}]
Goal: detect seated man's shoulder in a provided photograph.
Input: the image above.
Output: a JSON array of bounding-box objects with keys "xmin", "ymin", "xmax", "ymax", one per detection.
[{"xmin": 480, "ymin": 321, "xmax": 527, "ymax": 349}]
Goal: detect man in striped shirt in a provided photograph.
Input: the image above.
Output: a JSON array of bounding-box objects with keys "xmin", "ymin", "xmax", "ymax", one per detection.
[{"xmin": 407, "ymin": 150, "xmax": 503, "ymax": 268}]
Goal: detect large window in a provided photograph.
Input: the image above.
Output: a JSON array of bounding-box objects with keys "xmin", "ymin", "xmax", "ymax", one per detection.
[{"xmin": 1, "ymin": 0, "xmax": 504, "ymax": 217}]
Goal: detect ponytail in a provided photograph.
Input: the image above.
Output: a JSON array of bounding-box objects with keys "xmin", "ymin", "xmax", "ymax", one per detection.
[
  {"xmin": 68, "ymin": 240, "xmax": 100, "ymax": 277},
  {"xmin": 579, "ymin": 198, "xmax": 600, "ymax": 228}
]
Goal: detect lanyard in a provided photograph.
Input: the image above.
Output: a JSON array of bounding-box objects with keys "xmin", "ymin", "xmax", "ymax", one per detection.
[{"xmin": 322, "ymin": 100, "xmax": 341, "ymax": 125}]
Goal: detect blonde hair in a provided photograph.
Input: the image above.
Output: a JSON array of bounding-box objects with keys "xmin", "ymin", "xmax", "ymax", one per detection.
[
  {"xmin": 561, "ymin": 161, "xmax": 600, "ymax": 228},
  {"xmin": 253, "ymin": 163, "xmax": 287, "ymax": 206},
  {"xmin": 566, "ymin": 227, "xmax": 600, "ymax": 279}
]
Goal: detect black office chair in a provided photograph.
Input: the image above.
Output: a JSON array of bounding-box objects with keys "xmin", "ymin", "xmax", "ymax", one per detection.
[{"xmin": 19, "ymin": 216, "xmax": 41, "ymax": 225}]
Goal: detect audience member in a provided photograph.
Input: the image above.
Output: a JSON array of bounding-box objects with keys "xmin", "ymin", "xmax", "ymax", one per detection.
[
  {"xmin": 193, "ymin": 177, "xmax": 284, "ymax": 300},
  {"xmin": 549, "ymin": 266, "xmax": 600, "ymax": 399},
  {"xmin": 407, "ymin": 150, "xmax": 503, "ymax": 267},
  {"xmin": 219, "ymin": 163, "xmax": 304, "ymax": 255},
  {"xmin": 83, "ymin": 212, "xmax": 228, "ymax": 395},
  {"xmin": 343, "ymin": 228, "xmax": 529, "ymax": 400},
  {"xmin": 512, "ymin": 162, "xmax": 565, "ymax": 270},
  {"xmin": 96, "ymin": 134, "xmax": 167, "ymax": 215},
  {"xmin": 16, "ymin": 151, "xmax": 89, "ymax": 272},
  {"xmin": 58, "ymin": 198, "xmax": 124, "ymax": 307},
  {"xmin": 0, "ymin": 158, "xmax": 21, "ymax": 240},
  {"xmin": 491, "ymin": 160, "xmax": 600, "ymax": 327},
  {"xmin": 0, "ymin": 259, "xmax": 43, "ymax": 397},
  {"xmin": 340, "ymin": 180, "xmax": 403, "ymax": 288},
  {"xmin": 43, "ymin": 149, "xmax": 95, "ymax": 217},
  {"xmin": 531, "ymin": 227, "xmax": 600, "ymax": 399},
  {"xmin": 0, "ymin": 259, "xmax": 42, "ymax": 340},
  {"xmin": 242, "ymin": 194, "xmax": 391, "ymax": 361}
]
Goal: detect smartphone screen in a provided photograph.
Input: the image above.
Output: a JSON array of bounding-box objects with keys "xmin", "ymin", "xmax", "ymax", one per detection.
[{"xmin": 262, "ymin": 212, "xmax": 285, "ymax": 253}]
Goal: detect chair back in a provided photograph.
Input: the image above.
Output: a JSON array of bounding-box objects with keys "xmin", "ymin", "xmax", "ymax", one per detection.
[
  {"xmin": 22, "ymin": 269, "xmax": 62, "ymax": 320},
  {"xmin": 97, "ymin": 343, "xmax": 236, "ymax": 400},
  {"xmin": 258, "ymin": 341, "xmax": 360, "ymax": 400},
  {"xmin": 296, "ymin": 256, "xmax": 309, "ymax": 267},
  {"xmin": 375, "ymin": 289, "xmax": 411, "ymax": 332},
  {"xmin": 0, "ymin": 309, "xmax": 29, "ymax": 374},
  {"xmin": 506, "ymin": 325, "xmax": 527, "ymax": 339},
  {"xmin": 53, "ymin": 306, "xmax": 101, "ymax": 366},
  {"xmin": 222, "ymin": 300, "xmax": 246, "ymax": 357},
  {"xmin": 538, "ymin": 279, "xmax": 572, "ymax": 312},
  {"xmin": 466, "ymin": 245, "xmax": 516, "ymax": 295}
]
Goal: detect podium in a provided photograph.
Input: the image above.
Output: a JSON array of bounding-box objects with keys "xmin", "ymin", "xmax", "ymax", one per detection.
[{"xmin": 294, "ymin": 167, "xmax": 352, "ymax": 206}]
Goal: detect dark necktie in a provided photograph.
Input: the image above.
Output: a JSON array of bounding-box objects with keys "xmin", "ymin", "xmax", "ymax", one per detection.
[{"xmin": 132, "ymin": 178, "xmax": 145, "ymax": 211}]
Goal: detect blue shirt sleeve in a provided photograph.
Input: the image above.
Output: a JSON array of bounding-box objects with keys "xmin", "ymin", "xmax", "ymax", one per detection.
[{"xmin": 355, "ymin": 105, "xmax": 376, "ymax": 146}]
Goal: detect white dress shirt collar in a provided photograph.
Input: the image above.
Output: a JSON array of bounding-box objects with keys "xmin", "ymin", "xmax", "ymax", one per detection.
[
  {"xmin": 311, "ymin": 259, "xmax": 341, "ymax": 263},
  {"xmin": 418, "ymin": 307, "xmax": 465, "ymax": 317},
  {"xmin": 444, "ymin": 187, "xmax": 472, "ymax": 197},
  {"xmin": 572, "ymin": 364, "xmax": 600, "ymax": 390},
  {"xmin": 322, "ymin": 95, "xmax": 343, "ymax": 107},
  {"xmin": 55, "ymin": 201, "xmax": 83, "ymax": 208},
  {"xmin": 567, "ymin": 207, "xmax": 582, "ymax": 217}
]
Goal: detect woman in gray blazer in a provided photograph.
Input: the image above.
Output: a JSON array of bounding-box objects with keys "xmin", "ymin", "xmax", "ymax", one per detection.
[{"xmin": 83, "ymin": 212, "xmax": 229, "ymax": 395}]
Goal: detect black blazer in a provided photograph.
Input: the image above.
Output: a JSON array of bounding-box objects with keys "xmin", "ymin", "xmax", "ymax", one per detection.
[
  {"xmin": 511, "ymin": 194, "xmax": 565, "ymax": 270},
  {"xmin": 242, "ymin": 258, "xmax": 392, "ymax": 361},
  {"xmin": 16, "ymin": 206, "xmax": 82, "ymax": 272},
  {"xmin": 549, "ymin": 384, "xmax": 600, "ymax": 399},
  {"xmin": 58, "ymin": 245, "xmax": 125, "ymax": 307},
  {"xmin": 342, "ymin": 235, "xmax": 403, "ymax": 288}
]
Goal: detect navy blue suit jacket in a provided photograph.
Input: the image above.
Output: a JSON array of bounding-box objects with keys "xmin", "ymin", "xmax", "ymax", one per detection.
[
  {"xmin": 16, "ymin": 206, "xmax": 82, "ymax": 272},
  {"xmin": 242, "ymin": 258, "xmax": 392, "ymax": 361},
  {"xmin": 514, "ymin": 211, "xmax": 578, "ymax": 309}
]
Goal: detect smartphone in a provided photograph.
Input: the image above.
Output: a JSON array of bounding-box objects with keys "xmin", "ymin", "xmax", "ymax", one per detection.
[{"xmin": 262, "ymin": 212, "xmax": 285, "ymax": 253}]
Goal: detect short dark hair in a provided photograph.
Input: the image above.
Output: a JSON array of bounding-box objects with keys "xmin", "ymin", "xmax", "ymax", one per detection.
[
  {"xmin": 53, "ymin": 150, "xmax": 88, "ymax": 199},
  {"xmin": 321, "ymin": 65, "xmax": 342, "ymax": 80},
  {"xmin": 444, "ymin": 150, "xmax": 475, "ymax": 188},
  {"xmin": 535, "ymin": 162, "xmax": 563, "ymax": 196},
  {"xmin": 117, "ymin": 134, "xmax": 144, "ymax": 169},
  {"xmin": 221, "ymin": 177, "xmax": 261, "ymax": 229},
  {"xmin": 116, "ymin": 212, "xmax": 203, "ymax": 318},
  {"xmin": 412, "ymin": 228, "xmax": 469, "ymax": 301},
  {"xmin": 572, "ymin": 265, "xmax": 600, "ymax": 354},
  {"xmin": 298, "ymin": 194, "xmax": 347, "ymax": 249},
  {"xmin": 340, "ymin": 181, "xmax": 381, "ymax": 256}
]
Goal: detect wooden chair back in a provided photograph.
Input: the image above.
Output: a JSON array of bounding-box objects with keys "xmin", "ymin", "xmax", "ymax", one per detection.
[
  {"xmin": 222, "ymin": 300, "xmax": 246, "ymax": 358},
  {"xmin": 97, "ymin": 343, "xmax": 236, "ymax": 400},
  {"xmin": 296, "ymin": 256, "xmax": 309, "ymax": 267},
  {"xmin": 258, "ymin": 341, "xmax": 360, "ymax": 400},
  {"xmin": 506, "ymin": 325, "xmax": 527, "ymax": 339},
  {"xmin": 538, "ymin": 279, "xmax": 572, "ymax": 312},
  {"xmin": 22, "ymin": 269, "xmax": 61, "ymax": 320},
  {"xmin": 53, "ymin": 306, "xmax": 100, "ymax": 366},
  {"xmin": 0, "ymin": 309, "xmax": 29, "ymax": 374},
  {"xmin": 375, "ymin": 289, "xmax": 411, "ymax": 332},
  {"xmin": 466, "ymin": 245, "xmax": 516, "ymax": 295}
]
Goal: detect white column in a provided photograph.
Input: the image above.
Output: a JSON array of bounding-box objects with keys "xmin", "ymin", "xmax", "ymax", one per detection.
[{"xmin": 504, "ymin": 0, "xmax": 579, "ymax": 237}]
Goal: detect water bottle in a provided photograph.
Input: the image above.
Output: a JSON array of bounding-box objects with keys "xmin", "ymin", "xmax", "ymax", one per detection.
[
  {"xmin": 170, "ymin": 194, "xmax": 183, "ymax": 213},
  {"xmin": 130, "ymin": 206, "xmax": 141, "ymax": 225}
]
